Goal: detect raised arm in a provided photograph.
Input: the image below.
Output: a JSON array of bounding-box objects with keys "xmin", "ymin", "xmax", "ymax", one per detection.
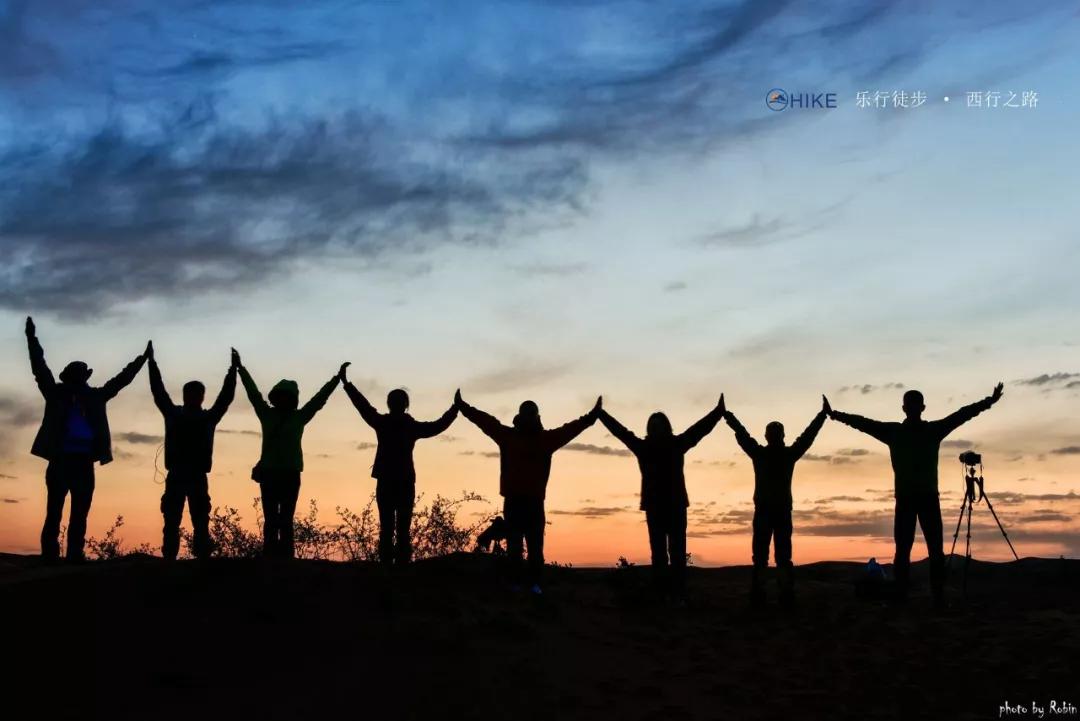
[
  {"xmin": 829, "ymin": 409, "xmax": 893, "ymax": 445},
  {"xmin": 146, "ymin": 344, "xmax": 177, "ymax": 415},
  {"xmin": 299, "ymin": 365, "xmax": 344, "ymax": 424},
  {"xmin": 597, "ymin": 409, "xmax": 642, "ymax": 455},
  {"xmin": 415, "ymin": 404, "xmax": 458, "ymax": 439},
  {"xmin": 678, "ymin": 395, "xmax": 726, "ymax": 451},
  {"xmin": 236, "ymin": 354, "xmax": 270, "ymax": 420},
  {"xmin": 208, "ymin": 352, "xmax": 239, "ymax": 424},
  {"xmin": 340, "ymin": 364, "xmax": 382, "ymax": 429},
  {"xmin": 545, "ymin": 397, "xmax": 602, "ymax": 450},
  {"xmin": 455, "ymin": 390, "xmax": 509, "ymax": 443},
  {"xmin": 723, "ymin": 408, "xmax": 761, "ymax": 457},
  {"xmin": 25, "ymin": 317, "xmax": 55, "ymax": 397},
  {"xmin": 934, "ymin": 383, "xmax": 1003, "ymax": 439},
  {"xmin": 101, "ymin": 341, "xmax": 150, "ymax": 400},
  {"xmin": 790, "ymin": 396, "xmax": 830, "ymax": 459}
]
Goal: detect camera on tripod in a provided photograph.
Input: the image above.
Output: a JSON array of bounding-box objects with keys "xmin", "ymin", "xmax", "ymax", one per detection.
[{"xmin": 958, "ymin": 450, "xmax": 982, "ymax": 466}]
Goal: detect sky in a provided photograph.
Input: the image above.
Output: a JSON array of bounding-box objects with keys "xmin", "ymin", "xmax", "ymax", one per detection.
[{"xmin": 1, "ymin": 0, "xmax": 1079, "ymax": 565}]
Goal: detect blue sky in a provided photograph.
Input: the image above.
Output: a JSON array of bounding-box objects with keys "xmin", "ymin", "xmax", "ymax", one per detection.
[{"xmin": 1, "ymin": 0, "xmax": 1078, "ymax": 562}]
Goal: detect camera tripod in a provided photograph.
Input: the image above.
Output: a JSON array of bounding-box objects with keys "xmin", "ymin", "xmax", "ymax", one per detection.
[{"xmin": 947, "ymin": 459, "xmax": 1019, "ymax": 593}]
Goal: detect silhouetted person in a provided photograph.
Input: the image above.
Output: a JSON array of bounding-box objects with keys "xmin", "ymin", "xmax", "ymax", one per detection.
[
  {"xmin": 724, "ymin": 397, "xmax": 829, "ymax": 606},
  {"xmin": 25, "ymin": 317, "xmax": 149, "ymax": 561},
  {"xmin": 237, "ymin": 352, "xmax": 343, "ymax": 558},
  {"xmin": 831, "ymin": 383, "xmax": 1004, "ymax": 605},
  {"xmin": 340, "ymin": 367, "xmax": 457, "ymax": 565},
  {"xmin": 456, "ymin": 390, "xmax": 601, "ymax": 594},
  {"xmin": 598, "ymin": 396, "xmax": 726, "ymax": 601},
  {"xmin": 148, "ymin": 344, "xmax": 237, "ymax": 560}
]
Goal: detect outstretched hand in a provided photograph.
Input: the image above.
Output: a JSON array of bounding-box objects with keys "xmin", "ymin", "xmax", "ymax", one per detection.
[
  {"xmin": 991, "ymin": 382, "xmax": 1004, "ymax": 402},
  {"xmin": 717, "ymin": 394, "xmax": 726, "ymax": 415},
  {"xmin": 454, "ymin": 389, "xmax": 464, "ymax": 408},
  {"xmin": 822, "ymin": 395, "xmax": 832, "ymax": 416},
  {"xmin": 592, "ymin": 396, "xmax": 603, "ymax": 415},
  {"xmin": 25, "ymin": 316, "xmax": 35, "ymax": 338},
  {"xmin": 338, "ymin": 362, "xmax": 351, "ymax": 381},
  {"xmin": 230, "ymin": 348, "xmax": 241, "ymax": 369},
  {"xmin": 145, "ymin": 341, "xmax": 154, "ymax": 360}
]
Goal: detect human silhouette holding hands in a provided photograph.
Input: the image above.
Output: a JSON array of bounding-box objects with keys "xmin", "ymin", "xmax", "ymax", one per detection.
[
  {"xmin": 25, "ymin": 317, "xmax": 150, "ymax": 561},
  {"xmin": 598, "ymin": 395, "xmax": 726, "ymax": 601},
  {"xmin": 147, "ymin": 342, "xmax": 237, "ymax": 560},
  {"xmin": 830, "ymin": 383, "xmax": 1004, "ymax": 605},
  {"xmin": 340, "ymin": 365, "xmax": 457, "ymax": 565},
  {"xmin": 724, "ymin": 396, "xmax": 830, "ymax": 606},
  {"xmin": 456, "ymin": 389, "xmax": 601, "ymax": 594},
  {"xmin": 235, "ymin": 350, "xmax": 343, "ymax": 558}
]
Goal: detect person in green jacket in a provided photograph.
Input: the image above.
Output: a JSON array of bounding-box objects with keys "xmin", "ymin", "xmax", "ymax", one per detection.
[{"xmin": 235, "ymin": 350, "xmax": 344, "ymax": 558}]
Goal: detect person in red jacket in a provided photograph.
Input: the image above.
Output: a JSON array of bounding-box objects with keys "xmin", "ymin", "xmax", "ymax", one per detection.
[
  {"xmin": 456, "ymin": 390, "xmax": 600, "ymax": 594},
  {"xmin": 597, "ymin": 396, "xmax": 726, "ymax": 601},
  {"xmin": 340, "ymin": 365, "xmax": 457, "ymax": 565},
  {"xmin": 25, "ymin": 317, "xmax": 149, "ymax": 561}
]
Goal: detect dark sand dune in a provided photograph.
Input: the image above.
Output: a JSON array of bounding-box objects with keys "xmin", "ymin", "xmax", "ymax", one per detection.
[{"xmin": 1, "ymin": 553, "xmax": 1077, "ymax": 720}]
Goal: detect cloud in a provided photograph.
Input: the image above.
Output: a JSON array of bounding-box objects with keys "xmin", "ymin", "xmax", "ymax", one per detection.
[
  {"xmin": 941, "ymin": 439, "xmax": 975, "ymax": 449},
  {"xmin": 1050, "ymin": 446, "xmax": 1080, "ymax": 455},
  {"xmin": 812, "ymin": 495, "xmax": 868, "ymax": 504},
  {"xmin": 2, "ymin": 0, "xmax": 1066, "ymax": 314},
  {"xmin": 0, "ymin": 394, "xmax": 39, "ymax": 457},
  {"xmin": 509, "ymin": 261, "xmax": 590, "ymax": 277},
  {"xmin": 838, "ymin": 383, "xmax": 905, "ymax": 395},
  {"xmin": 355, "ymin": 442, "xmax": 377, "ymax": 451},
  {"xmin": 218, "ymin": 428, "xmax": 260, "ymax": 436},
  {"xmin": 663, "ymin": 281, "xmax": 689, "ymax": 293},
  {"xmin": 1014, "ymin": 372, "xmax": 1080, "ymax": 387},
  {"xmin": 115, "ymin": 431, "xmax": 164, "ymax": 445},
  {"xmin": 459, "ymin": 450, "xmax": 500, "ymax": 459},
  {"xmin": 549, "ymin": 506, "xmax": 632, "ymax": 519},
  {"xmin": 2, "ymin": 497, "xmax": 21, "ymax": 504},
  {"xmin": 0, "ymin": 473, "xmax": 17, "ymax": 480},
  {"xmin": 563, "ymin": 443, "xmax": 633, "ymax": 458},
  {"xmin": 463, "ymin": 361, "xmax": 571, "ymax": 395}
]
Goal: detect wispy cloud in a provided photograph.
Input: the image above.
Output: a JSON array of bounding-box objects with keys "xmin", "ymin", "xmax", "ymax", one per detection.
[{"xmin": 564, "ymin": 443, "xmax": 632, "ymax": 458}]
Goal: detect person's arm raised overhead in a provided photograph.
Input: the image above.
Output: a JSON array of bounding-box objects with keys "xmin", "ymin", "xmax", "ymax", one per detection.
[
  {"xmin": 339, "ymin": 362, "xmax": 381, "ymax": 429},
  {"xmin": 235, "ymin": 350, "xmax": 270, "ymax": 421},
  {"xmin": 208, "ymin": 350, "xmax": 239, "ymax": 424},
  {"xmin": 829, "ymin": 406, "xmax": 893, "ymax": 445},
  {"xmin": 299, "ymin": 363, "xmax": 346, "ymax": 424},
  {"xmin": 415, "ymin": 401, "xmax": 458, "ymax": 439},
  {"xmin": 146, "ymin": 342, "xmax": 177, "ymax": 414},
  {"xmin": 455, "ymin": 389, "xmax": 508, "ymax": 443},
  {"xmin": 597, "ymin": 408, "xmax": 642, "ymax": 455},
  {"xmin": 101, "ymin": 340, "xmax": 151, "ymax": 400},
  {"xmin": 790, "ymin": 396, "xmax": 831, "ymax": 460},
  {"xmin": 723, "ymin": 403, "xmax": 762, "ymax": 457},
  {"xmin": 546, "ymin": 397, "xmax": 602, "ymax": 450},
  {"xmin": 679, "ymin": 394, "xmax": 726, "ymax": 451},
  {"xmin": 25, "ymin": 316, "xmax": 55, "ymax": 396},
  {"xmin": 934, "ymin": 382, "xmax": 1004, "ymax": 439}
]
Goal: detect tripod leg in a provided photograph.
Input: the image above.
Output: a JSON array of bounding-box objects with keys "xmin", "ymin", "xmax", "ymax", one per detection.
[
  {"xmin": 963, "ymin": 501, "xmax": 973, "ymax": 596},
  {"xmin": 947, "ymin": 500, "xmax": 967, "ymax": 570},
  {"xmin": 981, "ymin": 494, "xmax": 1020, "ymax": 561}
]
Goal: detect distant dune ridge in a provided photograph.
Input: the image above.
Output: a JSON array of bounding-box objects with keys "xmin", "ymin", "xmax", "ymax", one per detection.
[{"xmin": 1, "ymin": 552, "xmax": 1076, "ymax": 720}]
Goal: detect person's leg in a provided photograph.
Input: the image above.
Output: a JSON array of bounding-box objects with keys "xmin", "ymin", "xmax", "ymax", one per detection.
[
  {"xmin": 919, "ymin": 494, "xmax": 946, "ymax": 605},
  {"xmin": 160, "ymin": 473, "xmax": 186, "ymax": 561},
  {"xmin": 893, "ymin": 496, "xmax": 918, "ymax": 599},
  {"xmin": 278, "ymin": 474, "xmax": 301, "ymax": 559},
  {"xmin": 524, "ymin": 498, "xmax": 546, "ymax": 588},
  {"xmin": 645, "ymin": 508, "xmax": 669, "ymax": 593},
  {"xmin": 188, "ymin": 473, "xmax": 212, "ymax": 559},
  {"xmin": 260, "ymin": 478, "xmax": 279, "ymax": 557},
  {"xmin": 395, "ymin": 484, "xmax": 416, "ymax": 564},
  {"xmin": 375, "ymin": 483, "xmax": 395, "ymax": 564},
  {"xmin": 750, "ymin": 506, "xmax": 771, "ymax": 602},
  {"xmin": 41, "ymin": 461, "xmax": 69, "ymax": 560},
  {"xmin": 668, "ymin": 504, "xmax": 688, "ymax": 598},
  {"xmin": 65, "ymin": 458, "xmax": 95, "ymax": 561},
  {"xmin": 503, "ymin": 497, "xmax": 525, "ymax": 586},
  {"xmin": 774, "ymin": 508, "xmax": 794, "ymax": 605}
]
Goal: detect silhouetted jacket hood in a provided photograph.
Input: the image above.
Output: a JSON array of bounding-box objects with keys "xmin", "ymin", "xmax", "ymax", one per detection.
[
  {"xmin": 27, "ymin": 332, "xmax": 146, "ymax": 464},
  {"xmin": 239, "ymin": 366, "xmax": 339, "ymax": 473}
]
